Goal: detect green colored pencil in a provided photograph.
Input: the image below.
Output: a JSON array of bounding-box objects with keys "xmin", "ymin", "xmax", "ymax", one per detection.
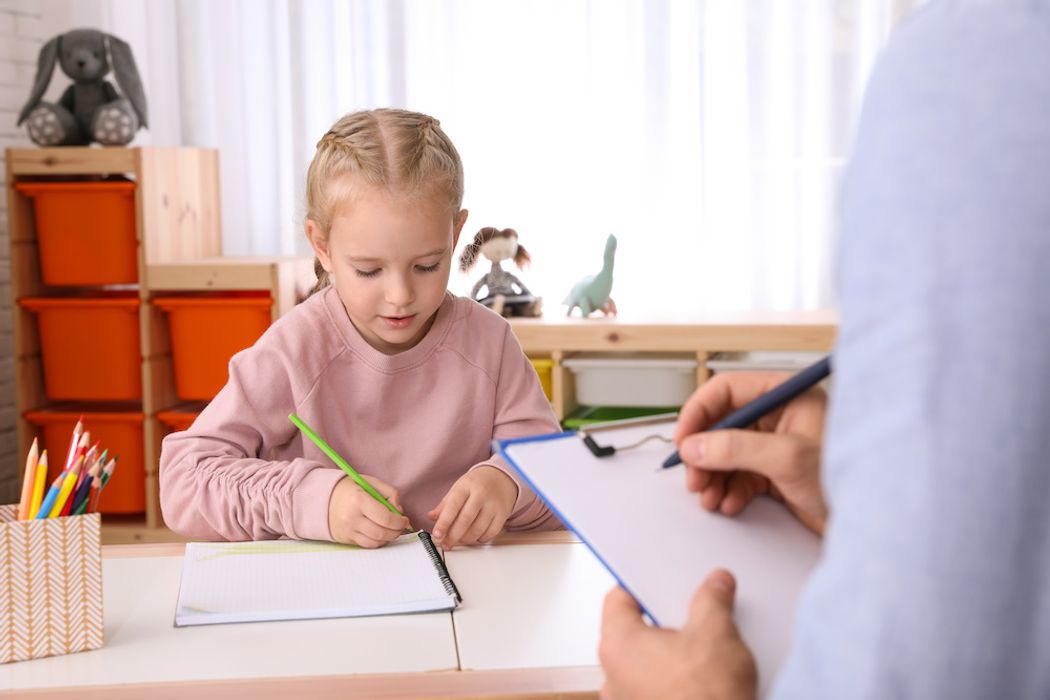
[{"xmin": 288, "ymin": 413, "xmax": 404, "ymax": 518}]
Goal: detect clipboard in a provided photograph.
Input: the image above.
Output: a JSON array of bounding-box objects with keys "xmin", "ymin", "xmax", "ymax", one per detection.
[{"xmin": 497, "ymin": 415, "xmax": 821, "ymax": 694}]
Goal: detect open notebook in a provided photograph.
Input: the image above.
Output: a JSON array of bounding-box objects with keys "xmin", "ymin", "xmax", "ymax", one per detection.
[
  {"xmin": 498, "ymin": 416, "xmax": 821, "ymax": 696},
  {"xmin": 174, "ymin": 531, "xmax": 461, "ymax": 627}
]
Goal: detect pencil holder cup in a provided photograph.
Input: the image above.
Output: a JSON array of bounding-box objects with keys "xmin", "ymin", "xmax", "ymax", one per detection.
[{"xmin": 0, "ymin": 505, "xmax": 104, "ymax": 664}]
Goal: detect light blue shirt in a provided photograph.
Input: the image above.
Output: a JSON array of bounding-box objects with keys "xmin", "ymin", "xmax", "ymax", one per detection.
[{"xmin": 774, "ymin": 1, "xmax": 1050, "ymax": 698}]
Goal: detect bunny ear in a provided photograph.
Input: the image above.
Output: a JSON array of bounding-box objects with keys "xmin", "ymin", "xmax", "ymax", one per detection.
[
  {"xmin": 17, "ymin": 35, "xmax": 60, "ymax": 125},
  {"xmin": 106, "ymin": 35, "xmax": 148, "ymax": 127}
]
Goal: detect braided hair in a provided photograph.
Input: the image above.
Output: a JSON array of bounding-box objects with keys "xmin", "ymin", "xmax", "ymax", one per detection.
[{"xmin": 304, "ymin": 109, "xmax": 464, "ymax": 295}]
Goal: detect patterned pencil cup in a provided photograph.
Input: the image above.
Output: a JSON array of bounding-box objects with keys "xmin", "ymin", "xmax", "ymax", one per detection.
[{"xmin": 0, "ymin": 505, "xmax": 103, "ymax": 663}]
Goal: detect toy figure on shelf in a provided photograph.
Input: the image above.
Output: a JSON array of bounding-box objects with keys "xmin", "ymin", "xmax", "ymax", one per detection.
[
  {"xmin": 564, "ymin": 234, "xmax": 618, "ymax": 317},
  {"xmin": 458, "ymin": 227, "xmax": 542, "ymax": 317},
  {"xmin": 17, "ymin": 28, "xmax": 148, "ymax": 147}
]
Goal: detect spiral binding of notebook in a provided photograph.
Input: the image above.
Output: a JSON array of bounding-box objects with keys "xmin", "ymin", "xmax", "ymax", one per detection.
[{"xmin": 418, "ymin": 531, "xmax": 463, "ymax": 603}]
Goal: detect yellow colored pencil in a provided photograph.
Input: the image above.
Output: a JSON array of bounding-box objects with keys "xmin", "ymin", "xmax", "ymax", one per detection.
[
  {"xmin": 17, "ymin": 438, "xmax": 39, "ymax": 520},
  {"xmin": 28, "ymin": 451, "xmax": 49, "ymax": 519},
  {"xmin": 48, "ymin": 459, "xmax": 81, "ymax": 518}
]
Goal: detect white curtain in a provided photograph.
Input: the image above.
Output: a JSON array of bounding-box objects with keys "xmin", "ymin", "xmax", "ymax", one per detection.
[{"xmin": 69, "ymin": 0, "xmax": 923, "ymax": 314}]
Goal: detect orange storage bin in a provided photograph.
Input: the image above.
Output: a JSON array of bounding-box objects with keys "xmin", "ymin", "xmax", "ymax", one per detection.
[
  {"xmin": 157, "ymin": 408, "xmax": 200, "ymax": 433},
  {"xmin": 24, "ymin": 410, "xmax": 145, "ymax": 514},
  {"xmin": 20, "ymin": 296, "xmax": 142, "ymax": 401},
  {"xmin": 15, "ymin": 181, "xmax": 138, "ymax": 286},
  {"xmin": 153, "ymin": 295, "xmax": 273, "ymax": 401}
]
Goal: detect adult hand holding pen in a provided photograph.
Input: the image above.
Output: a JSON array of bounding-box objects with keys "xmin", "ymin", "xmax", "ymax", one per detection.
[
  {"xmin": 673, "ymin": 371, "xmax": 829, "ymax": 535},
  {"xmin": 598, "ymin": 371, "xmax": 828, "ymax": 699}
]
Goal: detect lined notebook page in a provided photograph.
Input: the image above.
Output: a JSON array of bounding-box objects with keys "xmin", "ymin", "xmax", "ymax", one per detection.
[
  {"xmin": 501, "ymin": 421, "xmax": 821, "ymax": 698},
  {"xmin": 175, "ymin": 533, "xmax": 458, "ymax": 627}
]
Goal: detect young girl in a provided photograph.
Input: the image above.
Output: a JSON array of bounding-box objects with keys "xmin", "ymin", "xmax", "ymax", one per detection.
[{"xmin": 160, "ymin": 108, "xmax": 561, "ymax": 549}]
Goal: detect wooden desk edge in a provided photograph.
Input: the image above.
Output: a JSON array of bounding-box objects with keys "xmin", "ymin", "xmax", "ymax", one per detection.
[
  {"xmin": 8, "ymin": 666, "xmax": 604, "ymax": 699},
  {"xmin": 102, "ymin": 530, "xmax": 581, "ymax": 558}
]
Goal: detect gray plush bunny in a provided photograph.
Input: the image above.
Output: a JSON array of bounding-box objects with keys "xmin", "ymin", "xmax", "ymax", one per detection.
[{"xmin": 17, "ymin": 28, "xmax": 148, "ymax": 147}]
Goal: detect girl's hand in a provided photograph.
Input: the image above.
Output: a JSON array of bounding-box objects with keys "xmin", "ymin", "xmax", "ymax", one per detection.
[
  {"xmin": 426, "ymin": 466, "xmax": 518, "ymax": 549},
  {"xmin": 328, "ymin": 475, "xmax": 410, "ymax": 548},
  {"xmin": 674, "ymin": 371, "xmax": 829, "ymax": 535}
]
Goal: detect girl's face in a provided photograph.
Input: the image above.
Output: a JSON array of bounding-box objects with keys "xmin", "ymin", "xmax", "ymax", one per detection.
[{"xmin": 307, "ymin": 184, "xmax": 467, "ymax": 355}]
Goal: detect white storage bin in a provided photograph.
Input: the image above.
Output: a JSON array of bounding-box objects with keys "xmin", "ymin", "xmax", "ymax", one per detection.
[
  {"xmin": 706, "ymin": 351, "xmax": 825, "ymax": 373},
  {"xmin": 562, "ymin": 354, "xmax": 698, "ymax": 407}
]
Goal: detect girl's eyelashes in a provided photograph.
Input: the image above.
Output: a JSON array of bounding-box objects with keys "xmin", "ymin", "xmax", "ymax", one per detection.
[{"xmin": 352, "ymin": 262, "xmax": 441, "ymax": 278}]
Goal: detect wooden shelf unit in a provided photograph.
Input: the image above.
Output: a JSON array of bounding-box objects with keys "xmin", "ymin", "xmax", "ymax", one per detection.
[
  {"xmin": 508, "ymin": 312, "xmax": 838, "ymax": 420},
  {"xmin": 7, "ymin": 147, "xmax": 221, "ymax": 536}
]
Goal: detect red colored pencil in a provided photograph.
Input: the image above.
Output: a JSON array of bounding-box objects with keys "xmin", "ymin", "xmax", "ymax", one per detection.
[
  {"xmin": 62, "ymin": 417, "xmax": 84, "ymax": 473},
  {"xmin": 61, "ymin": 442, "xmax": 95, "ymax": 517}
]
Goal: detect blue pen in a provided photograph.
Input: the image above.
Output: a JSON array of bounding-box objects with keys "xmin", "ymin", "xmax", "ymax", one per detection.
[
  {"xmin": 661, "ymin": 355, "xmax": 832, "ymax": 469},
  {"xmin": 34, "ymin": 473, "xmax": 66, "ymax": 519}
]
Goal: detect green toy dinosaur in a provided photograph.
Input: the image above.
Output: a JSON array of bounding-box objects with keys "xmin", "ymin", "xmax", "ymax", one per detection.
[{"xmin": 564, "ymin": 234, "xmax": 618, "ymax": 317}]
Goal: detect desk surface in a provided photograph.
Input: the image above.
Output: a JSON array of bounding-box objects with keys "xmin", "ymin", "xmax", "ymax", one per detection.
[{"xmin": 2, "ymin": 532, "xmax": 608, "ymax": 699}]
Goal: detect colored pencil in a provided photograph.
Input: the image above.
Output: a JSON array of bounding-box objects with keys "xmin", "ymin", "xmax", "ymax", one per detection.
[
  {"xmin": 63, "ymin": 418, "xmax": 84, "ymax": 473},
  {"xmin": 63, "ymin": 442, "xmax": 100, "ymax": 517},
  {"xmin": 35, "ymin": 471, "xmax": 67, "ymax": 519},
  {"xmin": 49, "ymin": 457, "xmax": 83, "ymax": 518},
  {"xmin": 90, "ymin": 457, "xmax": 117, "ymax": 513},
  {"xmin": 69, "ymin": 459, "xmax": 101, "ymax": 516},
  {"xmin": 17, "ymin": 438, "xmax": 39, "ymax": 520},
  {"xmin": 28, "ymin": 451, "xmax": 49, "ymax": 519}
]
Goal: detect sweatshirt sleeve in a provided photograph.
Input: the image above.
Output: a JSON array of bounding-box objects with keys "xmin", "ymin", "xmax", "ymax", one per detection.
[
  {"xmin": 772, "ymin": 5, "xmax": 1050, "ymax": 698},
  {"xmin": 469, "ymin": 324, "xmax": 564, "ymax": 531},
  {"xmin": 159, "ymin": 339, "xmax": 344, "ymax": 542}
]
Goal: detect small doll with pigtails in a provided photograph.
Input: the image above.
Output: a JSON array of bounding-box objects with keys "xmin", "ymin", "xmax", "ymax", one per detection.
[{"xmin": 458, "ymin": 227, "xmax": 543, "ymax": 317}]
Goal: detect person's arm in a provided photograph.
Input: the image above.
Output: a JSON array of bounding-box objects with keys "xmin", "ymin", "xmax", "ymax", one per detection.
[
  {"xmin": 159, "ymin": 342, "xmax": 343, "ymax": 542},
  {"xmin": 774, "ymin": 5, "xmax": 1050, "ymax": 698},
  {"xmin": 470, "ymin": 275, "xmax": 488, "ymax": 300},
  {"xmin": 505, "ymin": 271, "xmax": 531, "ymax": 296},
  {"xmin": 480, "ymin": 325, "xmax": 562, "ymax": 530}
]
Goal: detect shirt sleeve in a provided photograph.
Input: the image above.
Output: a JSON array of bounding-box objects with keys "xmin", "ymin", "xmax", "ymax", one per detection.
[
  {"xmin": 772, "ymin": 4, "xmax": 1050, "ymax": 698},
  {"xmin": 469, "ymin": 324, "xmax": 564, "ymax": 531},
  {"xmin": 158, "ymin": 339, "xmax": 343, "ymax": 542}
]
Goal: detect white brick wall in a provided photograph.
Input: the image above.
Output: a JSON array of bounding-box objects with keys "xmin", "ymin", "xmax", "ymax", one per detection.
[{"xmin": 0, "ymin": 0, "xmax": 40, "ymax": 504}]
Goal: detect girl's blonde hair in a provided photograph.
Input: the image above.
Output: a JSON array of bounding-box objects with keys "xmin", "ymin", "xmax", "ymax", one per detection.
[{"xmin": 305, "ymin": 108, "xmax": 465, "ymax": 294}]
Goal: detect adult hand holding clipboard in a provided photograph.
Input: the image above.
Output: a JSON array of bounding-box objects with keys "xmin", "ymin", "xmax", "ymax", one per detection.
[
  {"xmin": 671, "ymin": 363, "xmax": 831, "ymax": 536},
  {"xmin": 599, "ymin": 365, "xmax": 831, "ymax": 700}
]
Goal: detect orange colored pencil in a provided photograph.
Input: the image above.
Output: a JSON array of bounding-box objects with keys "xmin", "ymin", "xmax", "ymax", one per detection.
[
  {"xmin": 85, "ymin": 476, "xmax": 101, "ymax": 515},
  {"xmin": 17, "ymin": 438, "xmax": 39, "ymax": 520}
]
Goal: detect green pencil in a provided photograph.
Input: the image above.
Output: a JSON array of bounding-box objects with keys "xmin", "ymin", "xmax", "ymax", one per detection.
[{"xmin": 288, "ymin": 412, "xmax": 405, "ymax": 518}]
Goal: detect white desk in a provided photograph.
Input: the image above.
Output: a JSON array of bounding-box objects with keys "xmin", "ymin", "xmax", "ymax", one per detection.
[
  {"xmin": 1, "ymin": 532, "xmax": 608, "ymax": 699},
  {"xmin": 446, "ymin": 542, "xmax": 615, "ymax": 671}
]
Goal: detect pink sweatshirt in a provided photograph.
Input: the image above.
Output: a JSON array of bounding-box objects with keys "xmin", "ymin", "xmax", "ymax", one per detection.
[{"xmin": 159, "ymin": 288, "xmax": 562, "ymax": 542}]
